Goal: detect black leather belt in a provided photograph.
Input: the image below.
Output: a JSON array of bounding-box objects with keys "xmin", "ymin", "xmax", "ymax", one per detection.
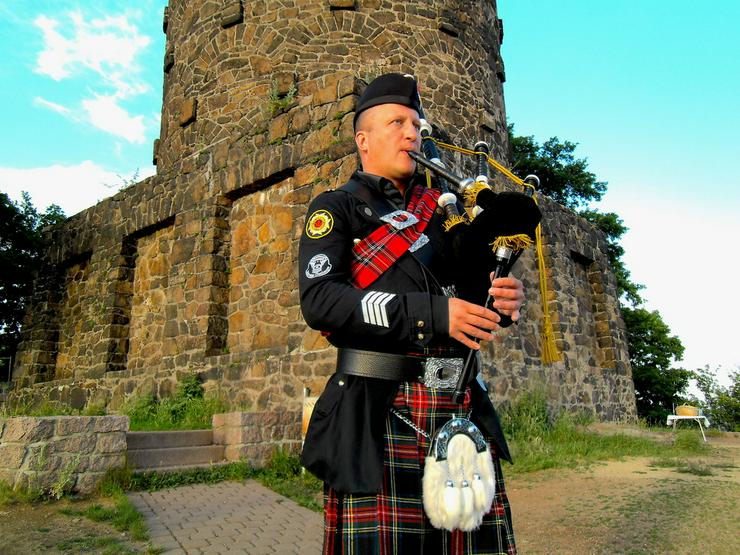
[{"xmin": 337, "ymin": 348, "xmax": 471, "ymax": 389}]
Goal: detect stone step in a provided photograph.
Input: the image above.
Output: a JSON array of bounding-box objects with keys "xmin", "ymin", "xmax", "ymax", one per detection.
[
  {"xmin": 126, "ymin": 429, "xmax": 214, "ymax": 450},
  {"xmin": 128, "ymin": 444, "xmax": 225, "ymax": 470},
  {"xmin": 132, "ymin": 460, "xmax": 235, "ymax": 475}
]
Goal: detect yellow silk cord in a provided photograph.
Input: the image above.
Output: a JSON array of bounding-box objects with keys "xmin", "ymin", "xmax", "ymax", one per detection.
[{"xmin": 432, "ymin": 138, "xmax": 562, "ymax": 364}]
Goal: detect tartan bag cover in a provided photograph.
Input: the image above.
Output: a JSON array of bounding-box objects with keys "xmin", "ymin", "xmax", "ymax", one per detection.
[{"xmin": 350, "ymin": 185, "xmax": 440, "ymax": 289}]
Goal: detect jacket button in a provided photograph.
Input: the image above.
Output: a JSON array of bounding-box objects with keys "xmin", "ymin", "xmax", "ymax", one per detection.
[
  {"xmin": 417, "ymin": 320, "xmax": 424, "ymax": 328},
  {"xmin": 417, "ymin": 333, "xmax": 424, "ymax": 341},
  {"xmin": 353, "ymin": 238, "xmax": 361, "ymax": 244},
  {"xmin": 364, "ymin": 207, "xmax": 372, "ymax": 216}
]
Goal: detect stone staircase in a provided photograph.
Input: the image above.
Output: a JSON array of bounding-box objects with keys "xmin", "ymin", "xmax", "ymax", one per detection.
[{"xmin": 127, "ymin": 429, "xmax": 225, "ymax": 472}]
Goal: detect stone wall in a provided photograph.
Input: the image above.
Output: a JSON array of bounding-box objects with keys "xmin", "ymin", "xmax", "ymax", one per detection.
[
  {"xmin": 0, "ymin": 416, "xmax": 128, "ymax": 495},
  {"xmin": 7, "ymin": 0, "xmax": 637, "ymax": 431},
  {"xmin": 213, "ymin": 411, "xmax": 302, "ymax": 466}
]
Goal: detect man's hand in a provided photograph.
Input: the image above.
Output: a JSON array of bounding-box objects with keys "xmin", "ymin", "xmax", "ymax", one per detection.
[
  {"xmin": 448, "ymin": 298, "xmax": 500, "ymax": 350},
  {"xmin": 488, "ymin": 275, "xmax": 525, "ymax": 322}
]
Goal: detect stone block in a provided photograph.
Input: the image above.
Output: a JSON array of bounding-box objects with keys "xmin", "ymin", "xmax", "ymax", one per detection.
[
  {"xmin": 52, "ymin": 434, "xmax": 97, "ymax": 455},
  {"xmin": 179, "ymin": 98, "xmax": 198, "ymax": 127},
  {"xmin": 220, "ymin": 1, "xmax": 243, "ymax": 28},
  {"xmin": 2, "ymin": 417, "xmax": 54, "ymax": 443},
  {"xmin": 0, "ymin": 444, "xmax": 27, "ymax": 469},
  {"xmin": 224, "ymin": 445, "xmax": 244, "ymax": 461},
  {"xmin": 163, "ymin": 45, "xmax": 174, "ymax": 73},
  {"xmin": 75, "ymin": 472, "xmax": 105, "ymax": 495},
  {"xmin": 86, "ymin": 453, "xmax": 126, "ymax": 473},
  {"xmin": 328, "ymin": 0, "xmax": 355, "ymax": 9},
  {"xmin": 301, "ymin": 121, "xmax": 340, "ymax": 159},
  {"xmin": 95, "ymin": 432, "xmax": 127, "ymax": 454},
  {"xmin": 55, "ymin": 416, "xmax": 94, "ymax": 436},
  {"xmin": 268, "ymin": 112, "xmax": 291, "ymax": 143},
  {"xmin": 92, "ymin": 416, "xmax": 129, "ymax": 433}
]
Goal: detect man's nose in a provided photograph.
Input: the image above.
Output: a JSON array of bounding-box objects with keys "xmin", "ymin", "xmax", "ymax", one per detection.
[{"xmin": 405, "ymin": 122, "xmax": 419, "ymax": 142}]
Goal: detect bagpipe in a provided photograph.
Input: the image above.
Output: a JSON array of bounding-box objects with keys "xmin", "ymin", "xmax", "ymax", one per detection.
[{"xmin": 408, "ymin": 94, "xmax": 547, "ymax": 402}]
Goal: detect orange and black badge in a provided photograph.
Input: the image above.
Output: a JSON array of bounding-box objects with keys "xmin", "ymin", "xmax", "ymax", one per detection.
[{"xmin": 306, "ymin": 209, "xmax": 333, "ymax": 239}]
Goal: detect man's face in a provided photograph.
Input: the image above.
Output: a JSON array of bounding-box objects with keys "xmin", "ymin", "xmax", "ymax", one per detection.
[{"xmin": 355, "ymin": 103, "xmax": 421, "ymax": 189}]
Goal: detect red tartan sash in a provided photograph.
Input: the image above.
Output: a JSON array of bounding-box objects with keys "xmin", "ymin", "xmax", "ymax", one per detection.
[{"xmin": 350, "ymin": 185, "xmax": 440, "ymax": 289}]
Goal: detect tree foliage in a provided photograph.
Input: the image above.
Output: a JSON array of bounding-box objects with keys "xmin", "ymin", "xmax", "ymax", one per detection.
[
  {"xmin": 507, "ymin": 125, "xmax": 687, "ymax": 422},
  {"xmin": 692, "ymin": 366, "xmax": 740, "ymax": 432},
  {"xmin": 0, "ymin": 191, "xmax": 65, "ymax": 373},
  {"xmin": 622, "ymin": 307, "xmax": 690, "ymax": 423},
  {"xmin": 508, "ymin": 124, "xmax": 607, "ymax": 210}
]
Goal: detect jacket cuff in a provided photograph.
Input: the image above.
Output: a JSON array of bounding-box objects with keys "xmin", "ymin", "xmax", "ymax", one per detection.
[{"xmin": 406, "ymin": 292, "xmax": 447, "ymax": 347}]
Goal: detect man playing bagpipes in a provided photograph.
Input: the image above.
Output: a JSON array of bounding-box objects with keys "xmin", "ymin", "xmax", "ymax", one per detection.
[{"xmin": 299, "ymin": 73, "xmax": 539, "ymax": 554}]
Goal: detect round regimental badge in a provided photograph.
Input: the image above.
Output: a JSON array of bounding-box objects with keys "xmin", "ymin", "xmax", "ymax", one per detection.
[{"xmin": 306, "ymin": 209, "xmax": 333, "ymax": 239}]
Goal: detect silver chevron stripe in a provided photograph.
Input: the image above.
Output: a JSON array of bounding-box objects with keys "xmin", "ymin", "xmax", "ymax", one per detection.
[{"xmin": 361, "ymin": 291, "xmax": 396, "ymax": 328}]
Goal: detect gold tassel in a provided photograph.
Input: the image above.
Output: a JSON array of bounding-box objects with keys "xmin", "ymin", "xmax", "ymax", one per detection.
[
  {"xmin": 490, "ymin": 234, "xmax": 534, "ymax": 251},
  {"xmin": 463, "ymin": 182, "xmax": 492, "ymax": 205},
  {"xmin": 443, "ymin": 214, "xmax": 468, "ymax": 231},
  {"xmin": 535, "ymin": 224, "xmax": 562, "ymax": 363}
]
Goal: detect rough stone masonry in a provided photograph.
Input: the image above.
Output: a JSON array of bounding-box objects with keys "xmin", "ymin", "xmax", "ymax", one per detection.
[{"xmin": 8, "ymin": 0, "xmax": 636, "ymax": 425}]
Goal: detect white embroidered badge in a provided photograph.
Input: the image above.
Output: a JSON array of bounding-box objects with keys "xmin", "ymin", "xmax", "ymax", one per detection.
[{"xmin": 305, "ymin": 254, "xmax": 332, "ymax": 279}]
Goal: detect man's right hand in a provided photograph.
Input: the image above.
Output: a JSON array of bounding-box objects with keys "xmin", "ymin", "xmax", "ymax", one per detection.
[{"xmin": 448, "ymin": 298, "xmax": 501, "ymax": 350}]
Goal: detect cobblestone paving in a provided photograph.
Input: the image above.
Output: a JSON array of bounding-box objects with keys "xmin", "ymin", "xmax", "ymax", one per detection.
[{"xmin": 128, "ymin": 480, "xmax": 323, "ymax": 554}]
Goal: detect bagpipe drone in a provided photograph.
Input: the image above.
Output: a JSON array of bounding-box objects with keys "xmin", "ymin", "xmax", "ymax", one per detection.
[{"xmin": 406, "ymin": 92, "xmax": 542, "ymax": 402}]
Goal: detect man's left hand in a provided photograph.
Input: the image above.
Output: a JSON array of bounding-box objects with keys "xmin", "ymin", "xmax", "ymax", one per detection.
[{"xmin": 488, "ymin": 275, "xmax": 525, "ymax": 322}]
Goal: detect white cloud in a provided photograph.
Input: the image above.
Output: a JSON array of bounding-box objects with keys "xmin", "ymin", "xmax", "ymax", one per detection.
[
  {"xmin": 33, "ymin": 10, "xmax": 152, "ymax": 144},
  {"xmin": 82, "ymin": 94, "xmax": 147, "ymax": 144},
  {"xmin": 34, "ymin": 11, "xmax": 150, "ymax": 86},
  {"xmin": 33, "ymin": 96, "xmax": 73, "ymax": 116},
  {"xmin": 0, "ymin": 161, "xmax": 154, "ymax": 217}
]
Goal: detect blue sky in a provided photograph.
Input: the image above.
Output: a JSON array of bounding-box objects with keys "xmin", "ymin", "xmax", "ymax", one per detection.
[
  {"xmin": 1, "ymin": 1, "xmax": 738, "ymax": 382},
  {"xmin": 499, "ymin": 0, "xmax": 740, "ymax": 383}
]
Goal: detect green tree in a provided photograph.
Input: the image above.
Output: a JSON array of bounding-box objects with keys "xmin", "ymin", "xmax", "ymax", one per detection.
[
  {"xmin": 508, "ymin": 125, "xmax": 688, "ymax": 422},
  {"xmin": 622, "ymin": 307, "xmax": 690, "ymax": 423},
  {"xmin": 693, "ymin": 366, "xmax": 740, "ymax": 431},
  {"xmin": 0, "ymin": 191, "xmax": 65, "ymax": 376},
  {"xmin": 508, "ymin": 124, "xmax": 607, "ymax": 210}
]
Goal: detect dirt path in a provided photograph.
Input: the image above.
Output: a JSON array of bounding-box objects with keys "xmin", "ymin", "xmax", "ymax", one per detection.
[
  {"xmin": 0, "ymin": 497, "xmax": 150, "ymax": 554},
  {"xmin": 508, "ymin": 434, "xmax": 740, "ymax": 554}
]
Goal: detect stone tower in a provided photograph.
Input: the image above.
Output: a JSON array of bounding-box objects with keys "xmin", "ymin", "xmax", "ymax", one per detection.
[{"xmin": 10, "ymin": 0, "xmax": 636, "ymax": 421}]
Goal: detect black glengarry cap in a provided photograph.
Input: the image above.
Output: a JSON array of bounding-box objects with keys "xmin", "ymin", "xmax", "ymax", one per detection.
[{"xmin": 353, "ymin": 73, "xmax": 421, "ymax": 129}]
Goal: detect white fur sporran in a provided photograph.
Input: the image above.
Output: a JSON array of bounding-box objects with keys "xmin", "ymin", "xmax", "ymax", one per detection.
[{"xmin": 422, "ymin": 418, "xmax": 496, "ymax": 531}]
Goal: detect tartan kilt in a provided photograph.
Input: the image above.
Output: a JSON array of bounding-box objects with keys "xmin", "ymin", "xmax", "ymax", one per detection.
[{"xmin": 322, "ymin": 382, "xmax": 516, "ymax": 555}]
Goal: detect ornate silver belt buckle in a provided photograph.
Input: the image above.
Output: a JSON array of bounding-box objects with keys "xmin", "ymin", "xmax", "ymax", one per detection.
[{"xmin": 422, "ymin": 357, "xmax": 464, "ymax": 389}]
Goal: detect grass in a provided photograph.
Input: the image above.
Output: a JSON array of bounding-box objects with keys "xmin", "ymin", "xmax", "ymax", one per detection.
[
  {"xmin": 0, "ymin": 400, "xmax": 106, "ymax": 417},
  {"xmin": 117, "ymin": 450, "xmax": 323, "ymax": 513},
  {"xmin": 59, "ymin": 492, "xmax": 149, "ymax": 542},
  {"xmin": 0, "ymin": 479, "xmax": 40, "ymax": 505},
  {"xmin": 56, "ymin": 533, "xmax": 140, "ymax": 554},
  {"xmin": 500, "ymin": 390, "xmax": 711, "ymax": 475}
]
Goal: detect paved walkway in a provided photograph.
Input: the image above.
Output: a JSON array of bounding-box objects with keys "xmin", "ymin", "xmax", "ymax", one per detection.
[{"xmin": 128, "ymin": 480, "xmax": 323, "ymax": 554}]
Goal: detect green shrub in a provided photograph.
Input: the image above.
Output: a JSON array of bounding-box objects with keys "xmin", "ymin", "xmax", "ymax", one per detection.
[
  {"xmin": 500, "ymin": 388, "xmax": 551, "ymax": 440},
  {"xmin": 121, "ymin": 372, "xmax": 227, "ymax": 431}
]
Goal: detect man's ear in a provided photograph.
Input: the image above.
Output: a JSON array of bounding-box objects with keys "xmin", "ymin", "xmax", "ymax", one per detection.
[{"xmin": 355, "ymin": 130, "xmax": 368, "ymax": 154}]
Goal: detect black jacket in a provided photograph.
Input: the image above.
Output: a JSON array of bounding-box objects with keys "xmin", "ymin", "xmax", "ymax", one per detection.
[{"xmin": 299, "ymin": 171, "xmax": 511, "ymax": 494}]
